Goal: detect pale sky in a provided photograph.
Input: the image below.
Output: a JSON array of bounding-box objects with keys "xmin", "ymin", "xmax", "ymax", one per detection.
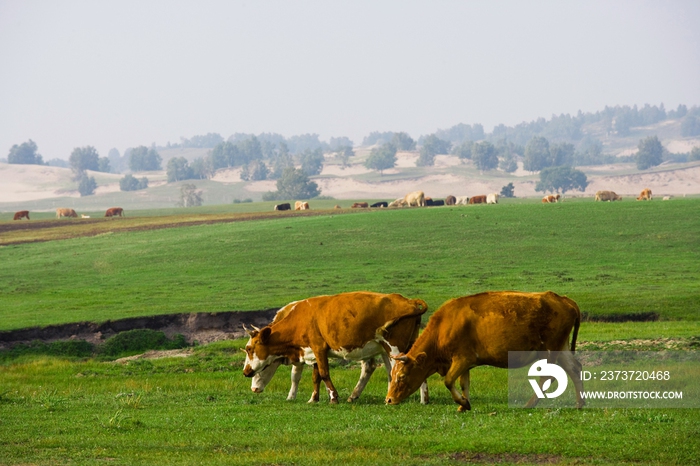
[{"xmin": 1, "ymin": 0, "xmax": 699, "ymax": 160}]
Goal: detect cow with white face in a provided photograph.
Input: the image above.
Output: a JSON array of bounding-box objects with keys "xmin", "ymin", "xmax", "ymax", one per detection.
[{"xmin": 243, "ymin": 292, "xmax": 429, "ymax": 404}]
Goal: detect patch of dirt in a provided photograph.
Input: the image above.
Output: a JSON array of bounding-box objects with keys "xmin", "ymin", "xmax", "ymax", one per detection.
[
  {"xmin": 577, "ymin": 337, "xmax": 699, "ymax": 351},
  {"xmin": 0, "ymin": 309, "xmax": 279, "ymax": 350},
  {"xmin": 450, "ymin": 451, "xmax": 563, "ymax": 464},
  {"xmin": 114, "ymin": 348, "xmax": 194, "ymax": 363}
]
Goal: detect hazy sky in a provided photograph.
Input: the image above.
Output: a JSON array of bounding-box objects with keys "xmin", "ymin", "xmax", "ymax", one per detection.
[{"xmin": 1, "ymin": 0, "xmax": 699, "ymax": 160}]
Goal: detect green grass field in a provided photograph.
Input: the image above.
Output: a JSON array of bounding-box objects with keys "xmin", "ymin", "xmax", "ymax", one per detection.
[{"xmin": 1, "ymin": 198, "xmax": 699, "ymax": 465}]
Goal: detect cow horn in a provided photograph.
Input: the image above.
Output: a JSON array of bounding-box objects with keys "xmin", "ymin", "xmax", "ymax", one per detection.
[
  {"xmin": 251, "ymin": 325, "xmax": 261, "ymax": 332},
  {"xmin": 242, "ymin": 324, "xmax": 253, "ymax": 336},
  {"xmin": 392, "ymin": 354, "xmax": 409, "ymax": 362}
]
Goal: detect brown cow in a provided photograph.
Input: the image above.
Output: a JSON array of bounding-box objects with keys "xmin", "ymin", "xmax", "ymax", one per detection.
[
  {"xmin": 351, "ymin": 202, "xmax": 369, "ymax": 208},
  {"xmin": 468, "ymin": 195, "xmax": 487, "ymax": 204},
  {"xmin": 595, "ymin": 190, "xmax": 622, "ymax": 202},
  {"xmin": 386, "ymin": 291, "xmax": 584, "ymax": 411},
  {"xmin": 243, "ymin": 291, "xmax": 428, "ymax": 404},
  {"xmin": 542, "ymin": 194, "xmax": 561, "ymax": 203},
  {"xmin": 13, "ymin": 210, "xmax": 30, "ymax": 220},
  {"xmin": 445, "ymin": 195, "xmax": 456, "ymax": 206},
  {"xmin": 637, "ymin": 188, "xmax": 652, "ymax": 201},
  {"xmin": 250, "ymin": 300, "xmax": 428, "ymax": 403},
  {"xmin": 294, "ymin": 201, "xmax": 304, "ymax": 210},
  {"xmin": 56, "ymin": 208, "xmax": 78, "ymax": 218},
  {"xmin": 105, "ymin": 207, "xmax": 124, "ymax": 217}
]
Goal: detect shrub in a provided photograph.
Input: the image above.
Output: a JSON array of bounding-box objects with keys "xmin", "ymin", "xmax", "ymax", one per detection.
[{"xmin": 97, "ymin": 329, "xmax": 187, "ymax": 358}]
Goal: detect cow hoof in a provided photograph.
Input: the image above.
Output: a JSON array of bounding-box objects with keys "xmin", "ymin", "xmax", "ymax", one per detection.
[
  {"xmin": 330, "ymin": 398, "xmax": 339, "ymax": 404},
  {"xmin": 347, "ymin": 396, "xmax": 356, "ymax": 403},
  {"xmin": 457, "ymin": 404, "xmax": 471, "ymax": 412}
]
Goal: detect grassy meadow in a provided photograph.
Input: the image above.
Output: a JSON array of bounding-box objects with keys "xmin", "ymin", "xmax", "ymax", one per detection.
[{"xmin": 1, "ymin": 197, "xmax": 699, "ymax": 465}]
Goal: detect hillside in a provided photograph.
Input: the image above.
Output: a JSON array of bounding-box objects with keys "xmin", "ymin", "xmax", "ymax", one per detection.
[{"xmin": 2, "ymin": 119, "xmax": 699, "ymax": 213}]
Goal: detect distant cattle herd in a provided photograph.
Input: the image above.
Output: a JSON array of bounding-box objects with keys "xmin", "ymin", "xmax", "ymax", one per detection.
[{"xmin": 9, "ymin": 188, "xmax": 661, "ymax": 221}]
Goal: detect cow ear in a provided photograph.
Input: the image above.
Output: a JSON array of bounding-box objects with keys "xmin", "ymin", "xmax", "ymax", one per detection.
[
  {"xmin": 414, "ymin": 352, "xmax": 427, "ymax": 367},
  {"xmin": 260, "ymin": 327, "xmax": 272, "ymax": 344}
]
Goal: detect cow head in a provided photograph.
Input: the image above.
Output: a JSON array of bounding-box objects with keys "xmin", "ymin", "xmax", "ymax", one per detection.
[
  {"xmin": 242, "ymin": 325, "xmax": 277, "ymax": 377},
  {"xmin": 385, "ymin": 352, "xmax": 428, "ymax": 405},
  {"xmin": 250, "ymin": 359, "xmax": 284, "ymax": 393}
]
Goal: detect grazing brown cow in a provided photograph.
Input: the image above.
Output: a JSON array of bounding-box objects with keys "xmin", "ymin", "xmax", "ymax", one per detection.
[
  {"xmin": 445, "ymin": 195, "xmax": 457, "ymax": 206},
  {"xmin": 334, "ymin": 205, "xmax": 342, "ymax": 209},
  {"xmin": 386, "ymin": 291, "xmax": 584, "ymax": 411},
  {"xmin": 243, "ymin": 291, "xmax": 428, "ymax": 404},
  {"xmin": 274, "ymin": 203, "xmax": 292, "ymax": 211},
  {"xmin": 468, "ymin": 195, "xmax": 487, "ymax": 204},
  {"xmin": 294, "ymin": 201, "xmax": 304, "ymax": 210},
  {"xmin": 13, "ymin": 210, "xmax": 30, "ymax": 220},
  {"xmin": 105, "ymin": 207, "xmax": 124, "ymax": 217},
  {"xmin": 637, "ymin": 188, "xmax": 652, "ymax": 201},
  {"xmin": 595, "ymin": 190, "xmax": 622, "ymax": 202},
  {"xmin": 56, "ymin": 208, "xmax": 78, "ymax": 218},
  {"xmin": 250, "ymin": 299, "xmax": 428, "ymax": 403},
  {"xmin": 542, "ymin": 194, "xmax": 561, "ymax": 203},
  {"xmin": 351, "ymin": 202, "xmax": 369, "ymax": 208},
  {"xmin": 301, "ymin": 202, "xmax": 310, "ymax": 210},
  {"xmin": 404, "ymin": 191, "xmax": 425, "ymax": 207}
]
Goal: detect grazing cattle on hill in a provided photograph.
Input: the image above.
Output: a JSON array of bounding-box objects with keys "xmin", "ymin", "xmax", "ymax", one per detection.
[
  {"xmin": 595, "ymin": 190, "xmax": 622, "ymax": 202},
  {"xmin": 445, "ymin": 195, "xmax": 456, "ymax": 206},
  {"xmin": 352, "ymin": 202, "xmax": 369, "ymax": 208},
  {"xmin": 468, "ymin": 195, "xmax": 487, "ymax": 204},
  {"xmin": 105, "ymin": 207, "xmax": 124, "ymax": 217},
  {"xmin": 637, "ymin": 188, "xmax": 652, "ymax": 201},
  {"xmin": 542, "ymin": 194, "xmax": 561, "ymax": 203},
  {"xmin": 250, "ymin": 297, "xmax": 429, "ymax": 403},
  {"xmin": 370, "ymin": 201, "xmax": 388, "ymax": 208},
  {"xmin": 455, "ymin": 196, "xmax": 469, "ymax": 205},
  {"xmin": 13, "ymin": 211, "xmax": 29, "ymax": 220},
  {"xmin": 404, "ymin": 190, "xmax": 426, "ymax": 207},
  {"xmin": 486, "ymin": 193, "xmax": 499, "ymax": 204},
  {"xmin": 295, "ymin": 201, "xmax": 304, "ymax": 210},
  {"xmin": 424, "ymin": 197, "xmax": 434, "ymax": 206},
  {"xmin": 663, "ymin": 196, "xmax": 671, "ymax": 201},
  {"xmin": 388, "ymin": 198, "xmax": 407, "ymax": 207},
  {"xmin": 56, "ymin": 208, "xmax": 78, "ymax": 218},
  {"xmin": 274, "ymin": 203, "xmax": 292, "ymax": 211},
  {"xmin": 426, "ymin": 199, "xmax": 444, "ymax": 206},
  {"xmin": 243, "ymin": 291, "xmax": 429, "ymax": 404},
  {"xmin": 334, "ymin": 205, "xmax": 342, "ymax": 209},
  {"xmin": 386, "ymin": 291, "xmax": 584, "ymax": 411},
  {"xmin": 301, "ymin": 202, "xmax": 310, "ymax": 210}
]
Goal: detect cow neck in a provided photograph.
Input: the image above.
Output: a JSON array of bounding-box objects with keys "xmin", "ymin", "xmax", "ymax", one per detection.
[
  {"xmin": 406, "ymin": 327, "xmax": 442, "ymax": 378},
  {"xmin": 267, "ymin": 305, "xmax": 313, "ymax": 356}
]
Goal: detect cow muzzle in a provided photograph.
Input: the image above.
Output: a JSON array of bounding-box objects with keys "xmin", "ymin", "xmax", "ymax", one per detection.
[
  {"xmin": 243, "ymin": 365, "xmax": 255, "ymax": 377},
  {"xmin": 251, "ymin": 386, "xmax": 263, "ymax": 394}
]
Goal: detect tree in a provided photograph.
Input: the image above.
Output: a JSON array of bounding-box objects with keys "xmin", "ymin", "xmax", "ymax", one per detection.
[
  {"xmin": 8, "ymin": 140, "xmax": 43, "ymax": 165},
  {"xmin": 549, "ymin": 142, "xmax": 575, "ymax": 167},
  {"xmin": 267, "ymin": 168, "xmax": 320, "ymax": 200},
  {"xmin": 300, "ymin": 148, "xmax": 324, "ymax": 176},
  {"xmin": 420, "ymin": 134, "xmax": 451, "ymax": 157},
  {"xmin": 690, "ymin": 147, "xmax": 700, "ymax": 162},
  {"xmin": 499, "ymin": 152, "xmax": 518, "ymax": 173},
  {"xmin": 97, "ymin": 157, "xmax": 111, "ymax": 173},
  {"xmin": 535, "ymin": 166, "xmax": 588, "ymax": 194},
  {"xmin": 392, "ymin": 132, "xmax": 416, "ymax": 151},
  {"xmin": 472, "ymin": 141, "xmax": 498, "ymax": 171},
  {"xmin": 190, "ymin": 157, "xmax": 213, "ymax": 179},
  {"xmin": 335, "ymin": 145, "xmax": 354, "ymax": 167},
  {"xmin": 119, "ymin": 174, "xmax": 148, "ymax": 191},
  {"xmin": 69, "ymin": 146, "xmax": 100, "ymax": 172},
  {"xmin": 636, "ymin": 136, "xmax": 664, "ymax": 170},
  {"xmin": 500, "ymin": 182, "xmax": 515, "ymax": 198},
  {"xmin": 129, "ymin": 146, "xmax": 162, "ymax": 171},
  {"xmin": 452, "ymin": 141, "xmax": 474, "ymax": 160},
  {"xmin": 681, "ymin": 115, "xmax": 700, "ymax": 137},
  {"xmin": 240, "ymin": 160, "xmax": 269, "ymax": 181},
  {"xmin": 365, "ymin": 143, "xmax": 397, "ymax": 174},
  {"xmin": 270, "ymin": 143, "xmax": 294, "ymax": 180},
  {"xmin": 209, "ymin": 141, "xmax": 240, "ymax": 170},
  {"xmin": 416, "ymin": 148, "xmax": 435, "ymax": 167},
  {"xmin": 167, "ymin": 157, "xmax": 194, "ymax": 182},
  {"xmin": 177, "ymin": 183, "xmax": 203, "ymax": 207},
  {"xmin": 523, "ymin": 136, "xmax": 551, "ymax": 172},
  {"xmin": 77, "ymin": 173, "xmax": 97, "ymax": 196}
]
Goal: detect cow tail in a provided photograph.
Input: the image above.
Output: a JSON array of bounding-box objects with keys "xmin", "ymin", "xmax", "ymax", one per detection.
[{"xmin": 570, "ymin": 314, "xmax": 580, "ymax": 353}]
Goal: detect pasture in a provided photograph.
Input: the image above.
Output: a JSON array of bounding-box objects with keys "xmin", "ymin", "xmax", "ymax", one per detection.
[{"xmin": 1, "ymin": 198, "xmax": 699, "ymax": 464}]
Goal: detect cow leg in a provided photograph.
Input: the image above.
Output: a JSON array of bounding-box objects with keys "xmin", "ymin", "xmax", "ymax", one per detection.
[
  {"xmin": 419, "ymin": 380, "xmax": 430, "ymax": 405},
  {"xmin": 557, "ymin": 351, "xmax": 585, "ymax": 409},
  {"xmin": 459, "ymin": 371, "xmax": 471, "ymax": 404},
  {"xmin": 348, "ymin": 358, "xmax": 376, "ymax": 402},
  {"xmin": 314, "ymin": 348, "xmax": 340, "ymax": 404},
  {"xmin": 308, "ymin": 363, "xmax": 321, "ymax": 403},
  {"xmin": 287, "ymin": 363, "xmax": 304, "ymax": 401},
  {"xmin": 444, "ymin": 362, "xmax": 471, "ymax": 412}
]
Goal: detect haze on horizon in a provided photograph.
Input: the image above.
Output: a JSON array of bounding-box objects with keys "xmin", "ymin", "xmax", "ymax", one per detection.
[{"xmin": 1, "ymin": 0, "xmax": 699, "ymax": 161}]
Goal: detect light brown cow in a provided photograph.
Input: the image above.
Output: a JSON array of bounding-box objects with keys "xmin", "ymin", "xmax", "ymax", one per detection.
[
  {"xmin": 351, "ymin": 202, "xmax": 369, "ymax": 208},
  {"xmin": 294, "ymin": 201, "xmax": 304, "ymax": 210},
  {"xmin": 388, "ymin": 198, "xmax": 407, "ymax": 207},
  {"xmin": 385, "ymin": 291, "xmax": 584, "ymax": 411},
  {"xmin": 486, "ymin": 193, "xmax": 499, "ymax": 204},
  {"xmin": 404, "ymin": 191, "xmax": 425, "ymax": 207},
  {"xmin": 468, "ymin": 195, "xmax": 487, "ymax": 204},
  {"xmin": 13, "ymin": 210, "xmax": 30, "ymax": 220},
  {"xmin": 105, "ymin": 207, "xmax": 124, "ymax": 217},
  {"xmin": 542, "ymin": 194, "xmax": 561, "ymax": 203},
  {"xmin": 243, "ymin": 291, "xmax": 428, "ymax": 404},
  {"xmin": 455, "ymin": 196, "xmax": 469, "ymax": 205},
  {"xmin": 301, "ymin": 202, "xmax": 310, "ymax": 210},
  {"xmin": 56, "ymin": 208, "xmax": 78, "ymax": 218},
  {"xmin": 595, "ymin": 190, "xmax": 622, "ymax": 202},
  {"xmin": 250, "ymin": 301, "xmax": 428, "ymax": 403},
  {"xmin": 445, "ymin": 195, "xmax": 456, "ymax": 206},
  {"xmin": 636, "ymin": 188, "xmax": 652, "ymax": 201}
]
